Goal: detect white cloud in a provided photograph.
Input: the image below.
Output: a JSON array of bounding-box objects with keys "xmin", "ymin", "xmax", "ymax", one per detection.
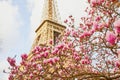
[
  {"xmin": 0, "ymin": 0, "xmax": 22, "ymax": 80},
  {"xmin": 0, "ymin": 0, "xmax": 22, "ymax": 53}
]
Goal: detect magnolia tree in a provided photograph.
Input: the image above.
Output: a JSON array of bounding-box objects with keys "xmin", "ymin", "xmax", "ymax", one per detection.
[{"xmin": 6, "ymin": 0, "xmax": 120, "ymax": 80}]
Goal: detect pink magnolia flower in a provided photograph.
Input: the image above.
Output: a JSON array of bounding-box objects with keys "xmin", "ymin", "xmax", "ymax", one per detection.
[
  {"xmin": 93, "ymin": 21, "xmax": 99, "ymax": 31},
  {"xmin": 103, "ymin": 22, "xmax": 109, "ymax": 28},
  {"xmin": 97, "ymin": 0, "xmax": 104, "ymax": 4},
  {"xmin": 37, "ymin": 64, "xmax": 42, "ymax": 71},
  {"xmin": 95, "ymin": 16, "xmax": 101, "ymax": 21},
  {"xmin": 44, "ymin": 57, "xmax": 59, "ymax": 65},
  {"xmin": 57, "ymin": 43, "xmax": 64, "ymax": 49},
  {"xmin": 43, "ymin": 51, "xmax": 49, "ymax": 58},
  {"xmin": 91, "ymin": 0, "xmax": 104, "ymax": 6},
  {"xmin": 29, "ymin": 73, "xmax": 33, "ymax": 79},
  {"xmin": 33, "ymin": 71, "xmax": 37, "ymax": 75},
  {"xmin": 48, "ymin": 58, "xmax": 54, "ymax": 64},
  {"xmin": 32, "ymin": 49, "xmax": 36, "ymax": 53},
  {"xmin": 71, "ymin": 18, "xmax": 74, "ymax": 22},
  {"xmin": 71, "ymin": 30, "xmax": 78, "ymax": 37},
  {"xmin": 49, "ymin": 39, "xmax": 53, "ymax": 45},
  {"xmin": 20, "ymin": 61, "xmax": 27, "ymax": 66},
  {"xmin": 81, "ymin": 59, "xmax": 90, "ymax": 65},
  {"xmin": 115, "ymin": 27, "xmax": 120, "ymax": 34},
  {"xmin": 73, "ymin": 52, "xmax": 79, "ymax": 56},
  {"xmin": 68, "ymin": 42, "xmax": 73, "ymax": 48},
  {"xmin": 7, "ymin": 57, "xmax": 16, "ymax": 66},
  {"xmin": 21, "ymin": 53, "xmax": 28, "ymax": 60},
  {"xmin": 65, "ymin": 29, "xmax": 70, "ymax": 36},
  {"xmin": 32, "ymin": 62, "xmax": 37, "ymax": 68},
  {"xmin": 88, "ymin": 0, "xmax": 90, "ymax": 3},
  {"xmin": 64, "ymin": 19, "xmax": 68, "ymax": 23},
  {"xmin": 115, "ymin": 61, "xmax": 120, "ymax": 68},
  {"xmin": 43, "ymin": 59, "xmax": 48, "ymax": 64},
  {"xmin": 52, "ymin": 48, "xmax": 59, "ymax": 55},
  {"xmin": 90, "ymin": 29, "xmax": 95, "ymax": 34},
  {"xmin": 73, "ymin": 52, "xmax": 81, "ymax": 60},
  {"xmin": 43, "ymin": 47, "xmax": 47, "ymax": 51},
  {"xmin": 54, "ymin": 57, "xmax": 60, "ymax": 62},
  {"xmin": 35, "ymin": 46, "xmax": 41, "ymax": 51},
  {"xmin": 91, "ymin": 0, "xmax": 97, "ymax": 6},
  {"xmin": 83, "ymin": 31, "xmax": 91, "ymax": 37},
  {"xmin": 34, "ymin": 50, "xmax": 40, "ymax": 54},
  {"xmin": 69, "ymin": 15, "xmax": 72, "ymax": 18},
  {"xmin": 105, "ymin": 31, "xmax": 117, "ymax": 45},
  {"xmin": 74, "ymin": 56, "xmax": 80, "ymax": 61},
  {"xmin": 8, "ymin": 74, "xmax": 13, "ymax": 80},
  {"xmin": 85, "ymin": 21, "xmax": 92, "ymax": 27},
  {"xmin": 114, "ymin": 19, "xmax": 120, "ymax": 34},
  {"xmin": 27, "ymin": 62, "xmax": 32, "ymax": 67},
  {"xmin": 36, "ymin": 54, "xmax": 42, "ymax": 59}
]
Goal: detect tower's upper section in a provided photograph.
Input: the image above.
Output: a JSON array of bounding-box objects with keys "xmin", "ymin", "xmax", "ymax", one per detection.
[
  {"xmin": 41, "ymin": 0, "xmax": 61, "ymax": 23},
  {"xmin": 29, "ymin": 0, "xmax": 65, "ymax": 55}
]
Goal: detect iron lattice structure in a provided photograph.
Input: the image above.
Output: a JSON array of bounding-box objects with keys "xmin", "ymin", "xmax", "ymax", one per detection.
[
  {"xmin": 29, "ymin": 0, "xmax": 65, "ymax": 50},
  {"xmin": 41, "ymin": 0, "xmax": 61, "ymax": 23}
]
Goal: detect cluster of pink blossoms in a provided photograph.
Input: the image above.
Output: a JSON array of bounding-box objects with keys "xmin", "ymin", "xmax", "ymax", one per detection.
[
  {"xmin": 105, "ymin": 31, "xmax": 117, "ymax": 46},
  {"xmin": 115, "ymin": 60, "xmax": 120, "ymax": 68},
  {"xmin": 89, "ymin": 0, "xmax": 104, "ymax": 6},
  {"xmin": 114, "ymin": 19, "xmax": 120, "ymax": 34},
  {"xmin": 105, "ymin": 19, "xmax": 120, "ymax": 46},
  {"xmin": 43, "ymin": 57, "xmax": 60, "ymax": 65}
]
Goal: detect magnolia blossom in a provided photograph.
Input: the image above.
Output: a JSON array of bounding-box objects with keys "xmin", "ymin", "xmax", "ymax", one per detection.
[
  {"xmin": 49, "ymin": 39, "xmax": 53, "ymax": 44},
  {"xmin": 64, "ymin": 19, "xmax": 68, "ymax": 23},
  {"xmin": 52, "ymin": 48, "xmax": 59, "ymax": 55},
  {"xmin": 115, "ymin": 27, "xmax": 120, "ymax": 34},
  {"xmin": 29, "ymin": 73, "xmax": 33, "ymax": 79},
  {"xmin": 114, "ymin": 19, "xmax": 120, "ymax": 34},
  {"xmin": 105, "ymin": 31, "xmax": 117, "ymax": 45},
  {"xmin": 81, "ymin": 59, "xmax": 90, "ymax": 65},
  {"xmin": 91, "ymin": 0, "xmax": 97, "ymax": 6},
  {"xmin": 43, "ymin": 57, "xmax": 59, "ymax": 65},
  {"xmin": 93, "ymin": 21, "xmax": 99, "ymax": 30},
  {"xmin": 95, "ymin": 16, "xmax": 101, "ymax": 21},
  {"xmin": 7, "ymin": 57, "xmax": 16, "ymax": 66},
  {"xmin": 21, "ymin": 53, "xmax": 28, "ymax": 60},
  {"xmin": 37, "ymin": 64, "xmax": 42, "ymax": 71},
  {"xmin": 115, "ymin": 61, "xmax": 120, "ymax": 68},
  {"xmin": 43, "ymin": 51, "xmax": 49, "ymax": 58},
  {"xmin": 8, "ymin": 74, "xmax": 13, "ymax": 80},
  {"xmin": 90, "ymin": 0, "xmax": 104, "ymax": 6}
]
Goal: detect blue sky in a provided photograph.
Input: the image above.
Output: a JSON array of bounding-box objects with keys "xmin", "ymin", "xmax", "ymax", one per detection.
[{"xmin": 0, "ymin": 0, "xmax": 88, "ymax": 79}]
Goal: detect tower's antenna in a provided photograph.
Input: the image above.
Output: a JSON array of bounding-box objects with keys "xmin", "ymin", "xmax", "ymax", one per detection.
[{"xmin": 41, "ymin": 0, "xmax": 61, "ymax": 23}]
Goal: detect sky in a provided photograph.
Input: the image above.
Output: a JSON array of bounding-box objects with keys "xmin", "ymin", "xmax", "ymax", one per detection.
[{"xmin": 0, "ymin": 0, "xmax": 88, "ymax": 80}]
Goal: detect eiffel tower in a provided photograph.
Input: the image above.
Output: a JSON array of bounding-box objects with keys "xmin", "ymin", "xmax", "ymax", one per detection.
[{"xmin": 31, "ymin": 0, "xmax": 66, "ymax": 50}]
